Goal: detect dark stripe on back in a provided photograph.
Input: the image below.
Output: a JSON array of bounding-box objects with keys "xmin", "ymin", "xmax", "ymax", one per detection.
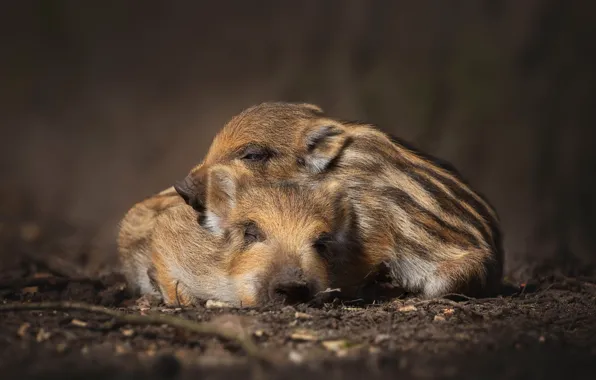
[
  {"xmin": 386, "ymin": 133, "xmax": 500, "ymax": 224},
  {"xmin": 348, "ymin": 139, "xmax": 493, "ymax": 244},
  {"xmin": 381, "ymin": 187, "xmax": 482, "ymax": 250},
  {"xmin": 406, "ymin": 169, "xmax": 493, "ymax": 245},
  {"xmin": 341, "ymin": 121, "xmax": 498, "ymax": 221},
  {"xmin": 341, "ymin": 121, "xmax": 503, "ymax": 265}
]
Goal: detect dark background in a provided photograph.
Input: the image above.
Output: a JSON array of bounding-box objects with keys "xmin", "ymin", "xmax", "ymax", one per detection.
[{"xmin": 1, "ymin": 0, "xmax": 595, "ymax": 279}]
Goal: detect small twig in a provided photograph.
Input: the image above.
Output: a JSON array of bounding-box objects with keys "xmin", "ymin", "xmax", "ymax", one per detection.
[
  {"xmin": 413, "ymin": 298, "xmax": 487, "ymax": 320},
  {"xmin": 0, "ymin": 301, "xmax": 269, "ymax": 364},
  {"xmin": 538, "ymin": 283, "xmax": 556, "ymax": 294},
  {"xmin": 439, "ymin": 293, "xmax": 476, "ymax": 301},
  {"xmin": 314, "ymin": 288, "xmax": 341, "ymax": 297},
  {"xmin": 342, "ymin": 298, "xmax": 365, "ymax": 305}
]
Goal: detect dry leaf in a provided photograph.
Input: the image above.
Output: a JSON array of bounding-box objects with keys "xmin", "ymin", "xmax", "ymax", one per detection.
[
  {"xmin": 337, "ymin": 349, "xmax": 350, "ymax": 358},
  {"xmin": 398, "ymin": 305, "xmax": 418, "ymax": 313},
  {"xmin": 21, "ymin": 286, "xmax": 39, "ymax": 294},
  {"xmin": 433, "ymin": 315, "xmax": 446, "ymax": 322},
  {"xmin": 205, "ymin": 300, "xmax": 232, "ymax": 308},
  {"xmin": 290, "ymin": 329, "xmax": 319, "ymax": 341},
  {"xmin": 321, "ymin": 287, "xmax": 341, "ymax": 293},
  {"xmin": 322, "ymin": 340, "xmax": 350, "ymax": 352},
  {"xmin": 288, "ymin": 351, "xmax": 304, "ymax": 364},
  {"xmin": 121, "ymin": 329, "xmax": 135, "ymax": 337},
  {"xmin": 145, "ymin": 343, "xmax": 158, "ymax": 356},
  {"xmin": 115, "ymin": 344, "xmax": 129, "ymax": 354},
  {"xmin": 56, "ymin": 343, "xmax": 68, "ymax": 353},
  {"xmin": 294, "ymin": 312, "xmax": 312, "ymax": 320},
  {"xmin": 36, "ymin": 328, "xmax": 51, "ymax": 342},
  {"xmin": 71, "ymin": 319, "xmax": 88, "ymax": 327},
  {"xmin": 342, "ymin": 306, "xmax": 363, "ymax": 311},
  {"xmin": 174, "ymin": 349, "xmax": 192, "ymax": 362},
  {"xmin": 17, "ymin": 323, "xmax": 31, "ymax": 338}
]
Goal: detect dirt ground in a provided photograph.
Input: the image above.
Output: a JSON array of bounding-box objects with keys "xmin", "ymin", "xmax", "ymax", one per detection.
[{"xmin": 1, "ymin": 225, "xmax": 595, "ymax": 380}]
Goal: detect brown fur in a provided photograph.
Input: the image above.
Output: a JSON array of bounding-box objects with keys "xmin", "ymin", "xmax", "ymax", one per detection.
[
  {"xmin": 117, "ymin": 186, "xmax": 183, "ymax": 297},
  {"xmin": 174, "ymin": 102, "xmax": 504, "ymax": 299},
  {"xmin": 118, "ymin": 165, "xmax": 365, "ymax": 307}
]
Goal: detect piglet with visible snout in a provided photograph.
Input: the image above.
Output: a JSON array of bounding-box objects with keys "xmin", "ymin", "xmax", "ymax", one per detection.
[{"xmin": 121, "ymin": 164, "xmax": 368, "ymax": 307}]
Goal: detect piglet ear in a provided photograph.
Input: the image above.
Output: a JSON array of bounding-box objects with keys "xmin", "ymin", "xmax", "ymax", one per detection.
[
  {"xmin": 296, "ymin": 103, "xmax": 324, "ymax": 115},
  {"xmin": 174, "ymin": 164, "xmax": 208, "ymax": 212},
  {"xmin": 301, "ymin": 122, "xmax": 348, "ymax": 174},
  {"xmin": 202, "ymin": 165, "xmax": 239, "ymax": 235}
]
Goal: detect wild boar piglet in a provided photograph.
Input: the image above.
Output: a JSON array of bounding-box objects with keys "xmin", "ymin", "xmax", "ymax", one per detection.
[
  {"xmin": 174, "ymin": 102, "xmax": 504, "ymax": 298},
  {"xmin": 119, "ymin": 164, "xmax": 366, "ymax": 306}
]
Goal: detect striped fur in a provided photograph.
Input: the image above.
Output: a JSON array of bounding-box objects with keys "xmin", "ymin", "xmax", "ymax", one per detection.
[
  {"xmin": 117, "ymin": 166, "xmax": 363, "ymax": 307},
  {"xmin": 176, "ymin": 102, "xmax": 504, "ymax": 299},
  {"xmin": 117, "ymin": 186, "xmax": 182, "ymax": 297}
]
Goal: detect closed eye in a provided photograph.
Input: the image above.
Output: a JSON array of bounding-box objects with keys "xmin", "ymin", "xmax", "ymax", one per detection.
[
  {"xmin": 313, "ymin": 233, "xmax": 333, "ymax": 255},
  {"xmin": 240, "ymin": 145, "xmax": 271, "ymax": 163},
  {"xmin": 243, "ymin": 221, "xmax": 264, "ymax": 245}
]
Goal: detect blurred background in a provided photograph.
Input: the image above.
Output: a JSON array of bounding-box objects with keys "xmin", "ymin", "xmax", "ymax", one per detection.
[{"xmin": 1, "ymin": 1, "xmax": 595, "ymax": 279}]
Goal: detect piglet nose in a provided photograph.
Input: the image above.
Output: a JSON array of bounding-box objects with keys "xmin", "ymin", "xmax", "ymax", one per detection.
[{"xmin": 269, "ymin": 268, "xmax": 312, "ymax": 304}]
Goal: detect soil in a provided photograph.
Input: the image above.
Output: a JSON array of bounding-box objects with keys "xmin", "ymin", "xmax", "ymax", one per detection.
[{"xmin": 0, "ymin": 224, "xmax": 595, "ymax": 380}]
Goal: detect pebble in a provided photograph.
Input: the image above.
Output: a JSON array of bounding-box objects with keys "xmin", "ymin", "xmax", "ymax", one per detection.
[
  {"xmin": 290, "ymin": 330, "xmax": 319, "ymax": 341},
  {"xmin": 322, "ymin": 340, "xmax": 349, "ymax": 352},
  {"xmin": 295, "ymin": 312, "xmax": 312, "ymax": 320},
  {"xmin": 374, "ymin": 334, "xmax": 391, "ymax": 344},
  {"xmin": 205, "ymin": 300, "xmax": 232, "ymax": 308},
  {"xmin": 398, "ymin": 305, "xmax": 418, "ymax": 313},
  {"xmin": 288, "ymin": 350, "xmax": 304, "ymax": 364}
]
